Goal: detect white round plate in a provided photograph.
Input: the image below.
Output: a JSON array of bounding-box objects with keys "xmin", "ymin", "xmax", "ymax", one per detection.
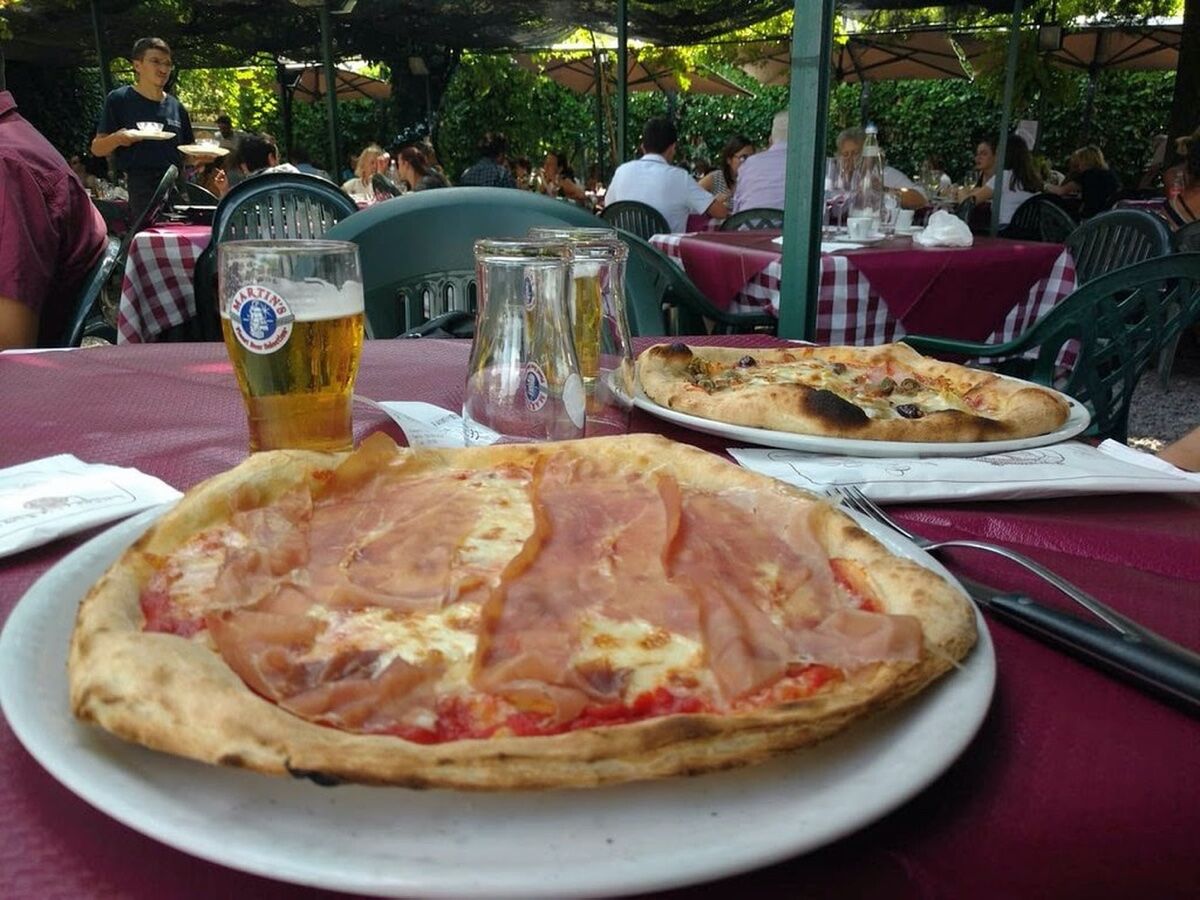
[
  {"xmin": 833, "ymin": 231, "xmax": 887, "ymax": 245},
  {"xmin": 0, "ymin": 508, "xmax": 994, "ymax": 899},
  {"xmin": 634, "ymin": 381, "xmax": 1089, "ymax": 458},
  {"xmin": 177, "ymin": 143, "xmax": 229, "ymax": 156},
  {"xmin": 127, "ymin": 129, "xmax": 176, "ymax": 140}
]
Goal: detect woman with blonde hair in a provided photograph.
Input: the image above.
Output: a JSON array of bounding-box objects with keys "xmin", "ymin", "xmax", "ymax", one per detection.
[
  {"xmin": 341, "ymin": 143, "xmax": 386, "ymax": 203},
  {"xmin": 1045, "ymin": 145, "xmax": 1120, "ymax": 218}
]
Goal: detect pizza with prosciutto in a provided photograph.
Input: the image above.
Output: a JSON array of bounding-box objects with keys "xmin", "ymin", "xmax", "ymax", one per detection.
[
  {"xmin": 637, "ymin": 342, "xmax": 1071, "ymax": 442},
  {"xmin": 69, "ymin": 433, "xmax": 976, "ymax": 790}
]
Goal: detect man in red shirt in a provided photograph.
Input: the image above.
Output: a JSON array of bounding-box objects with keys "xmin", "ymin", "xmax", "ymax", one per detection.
[{"xmin": 0, "ymin": 90, "xmax": 107, "ymax": 349}]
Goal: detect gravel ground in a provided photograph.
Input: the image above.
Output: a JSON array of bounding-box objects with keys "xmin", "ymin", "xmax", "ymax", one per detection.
[{"xmin": 1127, "ymin": 343, "xmax": 1200, "ymax": 453}]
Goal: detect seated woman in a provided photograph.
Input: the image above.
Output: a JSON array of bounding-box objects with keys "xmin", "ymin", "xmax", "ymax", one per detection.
[
  {"xmin": 341, "ymin": 144, "xmax": 386, "ymax": 203},
  {"xmin": 958, "ymin": 135, "xmax": 1042, "ymax": 227},
  {"xmin": 1044, "ymin": 145, "xmax": 1121, "ymax": 218},
  {"xmin": 195, "ymin": 161, "xmax": 228, "ymax": 198},
  {"xmin": 537, "ymin": 151, "xmax": 586, "ymax": 203},
  {"xmin": 396, "ymin": 145, "xmax": 448, "ymax": 192},
  {"xmin": 1161, "ymin": 135, "xmax": 1200, "ymax": 230},
  {"xmin": 698, "ymin": 135, "xmax": 754, "ymax": 206}
]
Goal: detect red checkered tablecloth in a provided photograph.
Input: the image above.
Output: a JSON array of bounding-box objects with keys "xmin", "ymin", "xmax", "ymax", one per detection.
[
  {"xmin": 649, "ymin": 232, "xmax": 1077, "ymax": 349},
  {"xmin": 117, "ymin": 224, "xmax": 212, "ymax": 343}
]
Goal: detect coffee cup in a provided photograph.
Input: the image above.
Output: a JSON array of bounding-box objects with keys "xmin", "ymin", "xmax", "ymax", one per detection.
[{"xmin": 847, "ymin": 216, "xmax": 874, "ymax": 240}]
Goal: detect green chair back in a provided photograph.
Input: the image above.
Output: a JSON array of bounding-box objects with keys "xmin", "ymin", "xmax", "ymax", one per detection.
[
  {"xmin": 902, "ymin": 253, "xmax": 1200, "ymax": 442},
  {"xmin": 1000, "ymin": 194, "xmax": 1077, "ymax": 243},
  {"xmin": 600, "ymin": 200, "xmax": 670, "ymax": 240},
  {"xmin": 323, "ymin": 187, "xmax": 602, "ymax": 338},
  {"xmin": 1064, "ymin": 208, "xmax": 1171, "ymax": 284},
  {"xmin": 720, "ymin": 208, "xmax": 785, "ymax": 232},
  {"xmin": 192, "ymin": 172, "xmax": 360, "ymax": 340},
  {"xmin": 58, "ymin": 235, "xmax": 121, "ymax": 347},
  {"xmin": 614, "ymin": 230, "xmax": 776, "ymax": 336}
]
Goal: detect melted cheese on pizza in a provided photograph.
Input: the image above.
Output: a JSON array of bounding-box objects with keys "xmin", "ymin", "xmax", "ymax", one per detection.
[{"xmin": 139, "ymin": 435, "xmax": 925, "ymax": 743}]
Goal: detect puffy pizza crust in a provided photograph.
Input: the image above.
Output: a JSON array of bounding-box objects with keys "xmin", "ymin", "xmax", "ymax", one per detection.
[
  {"xmin": 69, "ymin": 435, "xmax": 975, "ymax": 790},
  {"xmin": 637, "ymin": 342, "xmax": 1069, "ymax": 442}
]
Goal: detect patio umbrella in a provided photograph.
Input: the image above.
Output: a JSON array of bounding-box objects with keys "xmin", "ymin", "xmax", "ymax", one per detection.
[
  {"xmin": 516, "ymin": 52, "xmax": 753, "ymax": 97},
  {"xmin": 1047, "ymin": 23, "xmax": 1180, "ymax": 72},
  {"xmin": 288, "ymin": 65, "xmax": 392, "ymax": 102},
  {"xmin": 741, "ymin": 30, "xmax": 976, "ymax": 86}
]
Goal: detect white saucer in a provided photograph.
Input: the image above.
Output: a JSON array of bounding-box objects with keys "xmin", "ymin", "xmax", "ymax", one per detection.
[{"xmin": 127, "ymin": 129, "xmax": 176, "ymax": 141}]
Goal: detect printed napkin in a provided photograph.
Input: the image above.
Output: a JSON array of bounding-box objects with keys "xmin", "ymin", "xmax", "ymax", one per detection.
[
  {"xmin": 0, "ymin": 455, "xmax": 181, "ymax": 558},
  {"xmin": 729, "ymin": 440, "xmax": 1200, "ymax": 504},
  {"xmin": 913, "ymin": 210, "xmax": 973, "ymax": 248}
]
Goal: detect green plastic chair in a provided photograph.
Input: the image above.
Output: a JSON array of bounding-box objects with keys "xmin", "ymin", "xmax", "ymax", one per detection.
[
  {"xmin": 1064, "ymin": 208, "xmax": 1171, "ymax": 285},
  {"xmin": 614, "ymin": 230, "xmax": 776, "ymax": 336},
  {"xmin": 191, "ymin": 172, "xmax": 360, "ymax": 340},
  {"xmin": 999, "ymin": 194, "xmax": 1077, "ymax": 243},
  {"xmin": 719, "ymin": 208, "xmax": 785, "ymax": 232},
  {"xmin": 901, "ymin": 253, "xmax": 1200, "ymax": 442},
  {"xmin": 600, "ymin": 200, "xmax": 670, "ymax": 240},
  {"xmin": 57, "ymin": 235, "xmax": 122, "ymax": 347},
  {"xmin": 324, "ymin": 187, "xmax": 605, "ymax": 338}
]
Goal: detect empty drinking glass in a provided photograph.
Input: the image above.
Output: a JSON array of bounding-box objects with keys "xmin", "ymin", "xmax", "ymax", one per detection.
[
  {"xmin": 528, "ymin": 226, "xmax": 634, "ymax": 436},
  {"xmin": 463, "ymin": 239, "xmax": 584, "ymax": 446}
]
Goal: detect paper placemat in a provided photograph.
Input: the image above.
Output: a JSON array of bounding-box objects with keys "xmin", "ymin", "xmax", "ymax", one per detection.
[
  {"xmin": 729, "ymin": 440, "xmax": 1200, "ymax": 503},
  {"xmin": 0, "ymin": 455, "xmax": 181, "ymax": 558}
]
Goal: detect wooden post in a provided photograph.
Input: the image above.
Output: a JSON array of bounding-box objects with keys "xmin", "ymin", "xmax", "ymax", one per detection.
[
  {"xmin": 320, "ymin": 0, "xmax": 342, "ymax": 182},
  {"xmin": 90, "ymin": 0, "xmax": 114, "ymax": 96}
]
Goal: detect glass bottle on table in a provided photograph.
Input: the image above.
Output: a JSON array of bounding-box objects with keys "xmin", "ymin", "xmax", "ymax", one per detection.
[{"xmin": 848, "ymin": 124, "xmax": 884, "ymax": 239}]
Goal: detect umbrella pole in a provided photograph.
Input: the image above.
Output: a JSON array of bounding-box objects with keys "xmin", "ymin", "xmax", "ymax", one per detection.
[
  {"xmin": 593, "ymin": 49, "xmax": 606, "ymax": 182},
  {"xmin": 617, "ymin": 0, "xmax": 628, "ymax": 162},
  {"xmin": 320, "ymin": 0, "xmax": 342, "ymax": 183},
  {"xmin": 991, "ymin": 0, "xmax": 1023, "ymax": 238},
  {"xmin": 777, "ymin": 0, "xmax": 835, "ymax": 342},
  {"xmin": 276, "ymin": 60, "xmax": 294, "ymax": 160},
  {"xmin": 89, "ymin": 0, "xmax": 114, "ymax": 96}
]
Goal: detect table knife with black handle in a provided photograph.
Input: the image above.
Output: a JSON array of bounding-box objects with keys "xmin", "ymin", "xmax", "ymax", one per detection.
[{"xmin": 957, "ymin": 575, "xmax": 1200, "ymax": 715}]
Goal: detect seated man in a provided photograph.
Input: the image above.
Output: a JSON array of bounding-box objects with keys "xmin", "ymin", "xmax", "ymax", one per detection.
[
  {"xmin": 605, "ymin": 117, "xmax": 727, "ymax": 232},
  {"xmin": 458, "ymin": 132, "xmax": 516, "ymax": 188},
  {"xmin": 731, "ymin": 110, "xmax": 789, "ymax": 213},
  {"xmin": 835, "ymin": 127, "xmax": 927, "ymax": 210},
  {"xmin": 238, "ymin": 134, "xmax": 299, "ymax": 178},
  {"xmin": 0, "ymin": 89, "xmax": 107, "ymax": 349}
]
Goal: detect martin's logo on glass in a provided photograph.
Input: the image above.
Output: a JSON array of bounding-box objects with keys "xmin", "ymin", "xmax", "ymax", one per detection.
[
  {"xmin": 522, "ymin": 274, "xmax": 536, "ymax": 310},
  {"xmin": 229, "ymin": 285, "xmax": 295, "ymax": 354},
  {"xmin": 523, "ymin": 362, "xmax": 549, "ymax": 411}
]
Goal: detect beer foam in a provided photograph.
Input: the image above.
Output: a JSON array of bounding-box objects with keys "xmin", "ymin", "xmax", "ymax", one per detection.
[{"xmin": 275, "ymin": 278, "xmax": 364, "ymax": 322}]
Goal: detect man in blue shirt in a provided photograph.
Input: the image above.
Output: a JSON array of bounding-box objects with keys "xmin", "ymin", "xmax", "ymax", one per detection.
[
  {"xmin": 458, "ymin": 132, "xmax": 516, "ymax": 188},
  {"xmin": 91, "ymin": 37, "xmax": 207, "ymax": 221}
]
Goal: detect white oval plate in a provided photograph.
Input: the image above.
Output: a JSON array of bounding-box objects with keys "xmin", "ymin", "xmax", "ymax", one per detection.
[
  {"xmin": 127, "ymin": 129, "xmax": 176, "ymax": 140},
  {"xmin": 634, "ymin": 380, "xmax": 1090, "ymax": 458},
  {"xmin": 0, "ymin": 507, "xmax": 994, "ymax": 899}
]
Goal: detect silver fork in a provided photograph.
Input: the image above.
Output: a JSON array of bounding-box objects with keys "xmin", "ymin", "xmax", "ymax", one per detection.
[{"xmin": 830, "ymin": 484, "xmax": 1150, "ymax": 641}]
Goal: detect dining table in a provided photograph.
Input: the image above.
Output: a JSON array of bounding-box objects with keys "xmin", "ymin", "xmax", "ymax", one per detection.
[
  {"xmin": 1, "ymin": 336, "xmax": 1197, "ymax": 899},
  {"xmin": 117, "ymin": 223, "xmax": 212, "ymax": 344},
  {"xmin": 650, "ymin": 230, "xmax": 1077, "ymax": 347}
]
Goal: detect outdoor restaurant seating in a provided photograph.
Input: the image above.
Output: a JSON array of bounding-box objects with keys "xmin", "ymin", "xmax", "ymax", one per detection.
[
  {"xmin": 1065, "ymin": 208, "xmax": 1172, "ymax": 284},
  {"xmin": 324, "ymin": 187, "xmax": 600, "ymax": 338},
  {"xmin": 60, "ymin": 235, "xmax": 121, "ymax": 347},
  {"xmin": 192, "ymin": 171, "xmax": 360, "ymax": 339},
  {"xmin": 903, "ymin": 253, "xmax": 1200, "ymax": 442},
  {"xmin": 618, "ymin": 229, "xmax": 776, "ymax": 335},
  {"xmin": 129, "ymin": 164, "xmax": 179, "ymax": 237},
  {"xmin": 719, "ymin": 207, "xmax": 785, "ymax": 231},
  {"xmin": 1000, "ymin": 194, "xmax": 1077, "ymax": 243},
  {"xmin": 600, "ymin": 199, "xmax": 670, "ymax": 240}
]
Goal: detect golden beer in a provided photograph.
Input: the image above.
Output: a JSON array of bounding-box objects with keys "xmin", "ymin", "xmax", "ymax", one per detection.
[
  {"xmin": 570, "ymin": 273, "xmax": 602, "ymax": 382},
  {"xmin": 218, "ymin": 241, "xmax": 365, "ymax": 453}
]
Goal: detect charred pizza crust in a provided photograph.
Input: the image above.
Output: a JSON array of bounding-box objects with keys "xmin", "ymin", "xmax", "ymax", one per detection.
[
  {"xmin": 69, "ymin": 435, "xmax": 975, "ymax": 790},
  {"xmin": 637, "ymin": 342, "xmax": 1069, "ymax": 442}
]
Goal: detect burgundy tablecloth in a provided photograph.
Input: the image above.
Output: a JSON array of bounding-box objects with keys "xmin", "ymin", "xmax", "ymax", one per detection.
[
  {"xmin": 1, "ymin": 339, "xmax": 1198, "ymax": 900},
  {"xmin": 674, "ymin": 231, "xmax": 782, "ymax": 308}
]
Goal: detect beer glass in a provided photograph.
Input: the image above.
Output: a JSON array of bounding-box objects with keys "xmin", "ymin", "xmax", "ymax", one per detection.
[
  {"xmin": 218, "ymin": 240, "xmax": 365, "ymax": 452},
  {"xmin": 527, "ymin": 226, "xmax": 634, "ymax": 436},
  {"xmin": 463, "ymin": 239, "xmax": 583, "ymax": 446}
]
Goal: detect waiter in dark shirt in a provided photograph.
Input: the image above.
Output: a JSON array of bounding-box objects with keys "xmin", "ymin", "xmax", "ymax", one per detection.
[{"xmin": 91, "ymin": 37, "xmax": 206, "ymax": 221}]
